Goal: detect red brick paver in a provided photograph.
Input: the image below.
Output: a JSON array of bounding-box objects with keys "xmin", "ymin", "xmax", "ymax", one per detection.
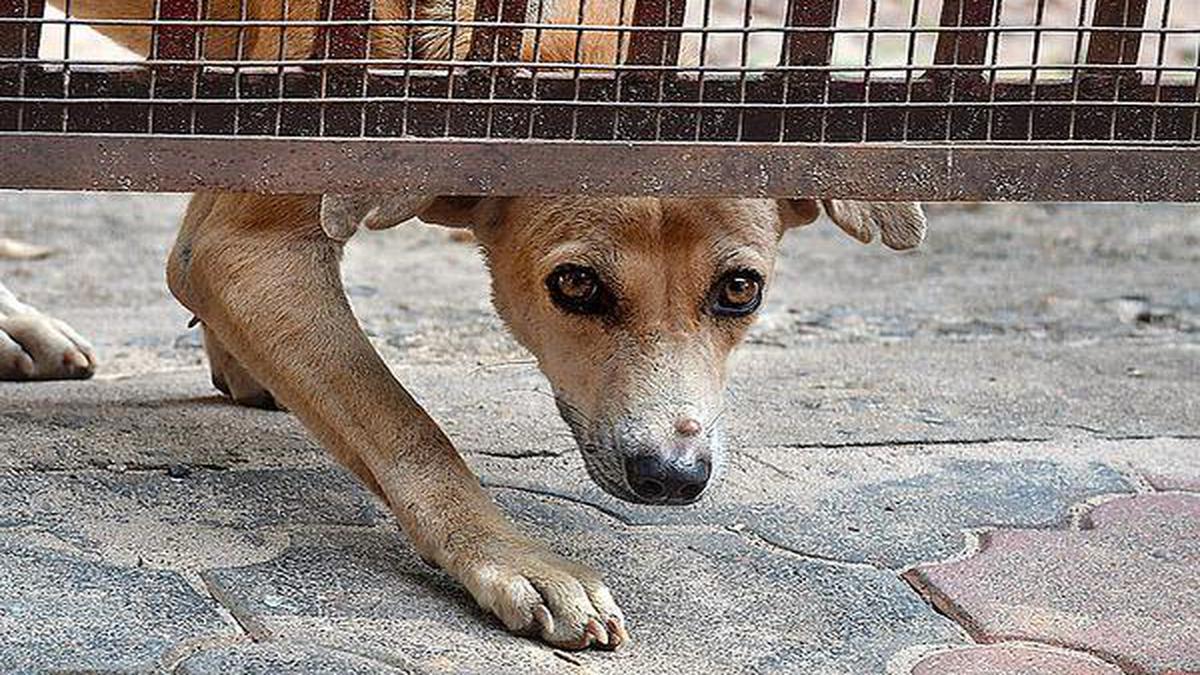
[
  {"xmin": 909, "ymin": 643, "xmax": 1121, "ymax": 675},
  {"xmin": 1145, "ymin": 474, "xmax": 1200, "ymax": 492},
  {"xmin": 904, "ymin": 494, "xmax": 1200, "ymax": 675}
]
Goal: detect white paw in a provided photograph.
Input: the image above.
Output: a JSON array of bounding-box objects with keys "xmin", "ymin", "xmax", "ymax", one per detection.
[
  {"xmin": 464, "ymin": 542, "xmax": 629, "ymax": 650},
  {"xmin": 0, "ymin": 311, "xmax": 96, "ymax": 381}
]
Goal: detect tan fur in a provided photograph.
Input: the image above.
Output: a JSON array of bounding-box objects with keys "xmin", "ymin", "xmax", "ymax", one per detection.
[
  {"xmin": 42, "ymin": 0, "xmax": 925, "ymax": 650},
  {"xmin": 60, "ymin": 0, "xmax": 633, "ymax": 64}
]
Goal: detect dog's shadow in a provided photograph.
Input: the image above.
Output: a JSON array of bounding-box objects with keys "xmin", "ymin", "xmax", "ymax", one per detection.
[{"xmin": 0, "ymin": 379, "xmax": 321, "ymax": 468}]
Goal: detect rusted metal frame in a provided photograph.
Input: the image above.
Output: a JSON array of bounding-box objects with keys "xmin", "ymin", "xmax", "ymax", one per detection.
[
  {"xmin": 2, "ymin": 134, "xmax": 1198, "ymax": 202},
  {"xmin": 0, "ymin": 0, "xmax": 44, "ymax": 57}
]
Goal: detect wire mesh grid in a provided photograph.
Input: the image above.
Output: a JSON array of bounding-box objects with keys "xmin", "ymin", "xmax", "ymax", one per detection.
[
  {"xmin": 0, "ymin": 0, "xmax": 1196, "ymax": 143},
  {"xmin": 0, "ymin": 0, "xmax": 1197, "ymax": 198}
]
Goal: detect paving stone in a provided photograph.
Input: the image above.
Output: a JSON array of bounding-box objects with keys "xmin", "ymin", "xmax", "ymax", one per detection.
[
  {"xmin": 728, "ymin": 340, "xmax": 1200, "ymax": 448},
  {"xmin": 0, "ymin": 468, "xmax": 386, "ymax": 570},
  {"xmin": 0, "ymin": 538, "xmax": 237, "ymax": 673},
  {"xmin": 0, "ymin": 371, "xmax": 323, "ymax": 471},
  {"xmin": 1095, "ymin": 437, "xmax": 1200, "ymax": 493},
  {"xmin": 474, "ymin": 440, "xmax": 1133, "ymax": 568},
  {"xmin": 1145, "ymin": 473, "xmax": 1200, "ymax": 492},
  {"xmin": 175, "ymin": 642, "xmax": 417, "ymax": 675},
  {"xmin": 3, "ymin": 195, "xmax": 1200, "ymax": 673},
  {"xmin": 904, "ymin": 494, "xmax": 1200, "ymax": 674},
  {"xmin": 906, "ymin": 643, "xmax": 1122, "ymax": 675},
  {"xmin": 203, "ymin": 489, "xmax": 965, "ymax": 675}
]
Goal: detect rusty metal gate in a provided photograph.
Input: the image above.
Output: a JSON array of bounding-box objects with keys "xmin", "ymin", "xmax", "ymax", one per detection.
[{"xmin": 0, "ymin": 0, "xmax": 1196, "ymax": 200}]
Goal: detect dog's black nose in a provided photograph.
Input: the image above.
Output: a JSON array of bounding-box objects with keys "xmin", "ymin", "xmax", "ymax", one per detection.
[{"xmin": 625, "ymin": 455, "xmax": 710, "ymax": 504}]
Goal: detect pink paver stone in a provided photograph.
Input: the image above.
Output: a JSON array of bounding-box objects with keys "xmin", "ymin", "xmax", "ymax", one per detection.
[
  {"xmin": 904, "ymin": 493, "xmax": 1200, "ymax": 675},
  {"xmin": 1145, "ymin": 474, "xmax": 1200, "ymax": 493},
  {"xmin": 909, "ymin": 644, "xmax": 1121, "ymax": 675}
]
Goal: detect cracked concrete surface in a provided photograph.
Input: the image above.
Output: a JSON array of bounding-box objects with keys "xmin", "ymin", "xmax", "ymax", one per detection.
[{"xmin": 1, "ymin": 195, "xmax": 1198, "ymax": 673}]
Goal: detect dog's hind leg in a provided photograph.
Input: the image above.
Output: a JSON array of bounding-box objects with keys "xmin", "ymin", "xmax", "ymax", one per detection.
[
  {"xmin": 0, "ymin": 280, "xmax": 96, "ymax": 381},
  {"xmin": 201, "ymin": 323, "xmax": 282, "ymax": 410},
  {"xmin": 167, "ymin": 192, "xmax": 626, "ymax": 650}
]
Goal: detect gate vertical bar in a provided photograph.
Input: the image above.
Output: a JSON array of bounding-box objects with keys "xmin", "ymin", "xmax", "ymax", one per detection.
[
  {"xmin": 151, "ymin": 0, "xmax": 200, "ymax": 134},
  {"xmin": 1086, "ymin": 0, "xmax": 1149, "ymax": 70},
  {"xmin": 933, "ymin": 0, "xmax": 996, "ymax": 71},
  {"xmin": 463, "ymin": 0, "xmax": 528, "ymax": 139},
  {"xmin": 0, "ymin": 0, "xmax": 45, "ymax": 132},
  {"xmin": 782, "ymin": 0, "xmax": 838, "ymax": 71},
  {"xmin": 0, "ymin": 0, "xmax": 44, "ymax": 57},
  {"xmin": 627, "ymin": 0, "xmax": 686, "ymax": 66},
  {"xmin": 0, "ymin": 0, "xmax": 43, "ymax": 58},
  {"xmin": 314, "ymin": 0, "xmax": 371, "ymax": 136},
  {"xmin": 155, "ymin": 0, "xmax": 200, "ymax": 60},
  {"xmin": 618, "ymin": 0, "xmax": 686, "ymax": 141},
  {"xmin": 780, "ymin": 0, "xmax": 838, "ymax": 143},
  {"xmin": 1076, "ymin": 0, "xmax": 1149, "ymax": 141},
  {"xmin": 468, "ymin": 0, "xmax": 526, "ymax": 63},
  {"xmin": 928, "ymin": 0, "xmax": 998, "ymax": 140}
]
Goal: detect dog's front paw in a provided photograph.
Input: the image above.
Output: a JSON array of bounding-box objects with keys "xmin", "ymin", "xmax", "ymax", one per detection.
[
  {"xmin": 0, "ymin": 311, "xmax": 96, "ymax": 381},
  {"xmin": 462, "ymin": 541, "xmax": 628, "ymax": 650}
]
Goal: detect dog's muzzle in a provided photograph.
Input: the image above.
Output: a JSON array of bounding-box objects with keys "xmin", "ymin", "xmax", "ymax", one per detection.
[{"xmin": 563, "ymin": 399, "xmax": 719, "ymax": 505}]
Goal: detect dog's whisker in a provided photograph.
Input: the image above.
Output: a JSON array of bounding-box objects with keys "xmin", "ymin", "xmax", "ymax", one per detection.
[
  {"xmin": 501, "ymin": 387, "xmax": 556, "ymax": 400},
  {"xmin": 469, "ymin": 358, "xmax": 538, "ymax": 375},
  {"xmin": 554, "ymin": 395, "xmax": 598, "ymax": 430},
  {"xmin": 704, "ymin": 404, "xmax": 729, "ymax": 431}
]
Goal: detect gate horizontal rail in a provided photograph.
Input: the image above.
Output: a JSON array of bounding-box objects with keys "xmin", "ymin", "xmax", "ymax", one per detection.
[{"xmin": 3, "ymin": 135, "xmax": 1196, "ymax": 201}]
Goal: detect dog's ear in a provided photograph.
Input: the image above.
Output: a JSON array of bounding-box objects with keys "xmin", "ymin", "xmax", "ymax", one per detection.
[
  {"xmin": 320, "ymin": 194, "xmax": 504, "ymax": 241},
  {"xmin": 779, "ymin": 199, "xmax": 926, "ymax": 251}
]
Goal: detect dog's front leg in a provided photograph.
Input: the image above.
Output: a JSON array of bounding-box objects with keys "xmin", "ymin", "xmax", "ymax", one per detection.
[{"xmin": 167, "ymin": 193, "xmax": 626, "ymax": 649}]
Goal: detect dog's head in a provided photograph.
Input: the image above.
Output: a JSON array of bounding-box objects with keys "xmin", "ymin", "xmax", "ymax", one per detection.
[{"xmin": 323, "ymin": 195, "xmax": 924, "ymax": 505}]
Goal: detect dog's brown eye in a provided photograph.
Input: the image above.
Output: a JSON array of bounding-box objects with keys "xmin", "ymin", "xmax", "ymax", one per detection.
[
  {"xmin": 710, "ymin": 270, "xmax": 763, "ymax": 317},
  {"xmin": 547, "ymin": 264, "xmax": 608, "ymax": 315}
]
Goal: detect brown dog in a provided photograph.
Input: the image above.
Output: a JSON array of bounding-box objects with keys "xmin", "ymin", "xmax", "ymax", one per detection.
[{"xmin": 24, "ymin": 1, "xmax": 926, "ymax": 649}]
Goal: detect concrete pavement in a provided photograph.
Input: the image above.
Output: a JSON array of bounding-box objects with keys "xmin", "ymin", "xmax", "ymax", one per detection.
[{"xmin": 1, "ymin": 194, "xmax": 1197, "ymax": 673}]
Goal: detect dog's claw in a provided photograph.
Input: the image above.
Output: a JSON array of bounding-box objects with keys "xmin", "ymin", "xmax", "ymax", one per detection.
[
  {"xmin": 585, "ymin": 617, "xmax": 609, "ymax": 647},
  {"xmin": 606, "ymin": 616, "xmax": 629, "ymax": 649},
  {"xmin": 533, "ymin": 604, "xmax": 555, "ymax": 636}
]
